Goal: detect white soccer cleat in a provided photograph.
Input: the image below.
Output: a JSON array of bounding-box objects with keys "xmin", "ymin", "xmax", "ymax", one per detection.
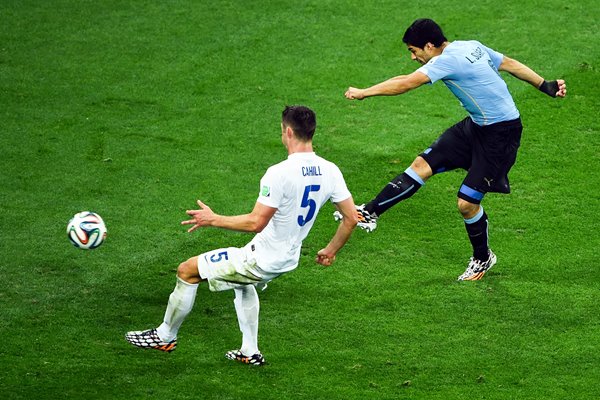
[
  {"xmin": 333, "ymin": 210, "xmax": 344, "ymax": 222},
  {"xmin": 333, "ymin": 204, "xmax": 378, "ymax": 232},
  {"xmin": 457, "ymin": 250, "xmax": 497, "ymax": 281}
]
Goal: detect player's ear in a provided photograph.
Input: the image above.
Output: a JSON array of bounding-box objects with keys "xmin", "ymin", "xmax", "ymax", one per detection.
[{"xmin": 286, "ymin": 126, "xmax": 294, "ymax": 139}]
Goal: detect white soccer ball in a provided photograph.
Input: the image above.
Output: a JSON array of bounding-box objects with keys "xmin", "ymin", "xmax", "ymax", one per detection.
[{"xmin": 67, "ymin": 211, "xmax": 107, "ymax": 249}]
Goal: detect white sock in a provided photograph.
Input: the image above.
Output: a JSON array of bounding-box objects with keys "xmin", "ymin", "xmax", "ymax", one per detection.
[
  {"xmin": 156, "ymin": 277, "xmax": 199, "ymax": 342},
  {"xmin": 234, "ymin": 285, "xmax": 260, "ymax": 356}
]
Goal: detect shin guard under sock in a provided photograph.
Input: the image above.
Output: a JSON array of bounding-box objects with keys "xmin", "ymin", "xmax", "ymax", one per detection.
[
  {"xmin": 464, "ymin": 207, "xmax": 489, "ymax": 261},
  {"xmin": 156, "ymin": 277, "xmax": 199, "ymax": 341},
  {"xmin": 234, "ymin": 285, "xmax": 260, "ymax": 356},
  {"xmin": 365, "ymin": 167, "xmax": 424, "ymax": 216}
]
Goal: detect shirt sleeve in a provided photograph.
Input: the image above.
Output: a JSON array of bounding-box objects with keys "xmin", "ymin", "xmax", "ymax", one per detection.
[
  {"xmin": 416, "ymin": 55, "xmax": 455, "ymax": 84},
  {"xmin": 329, "ymin": 165, "xmax": 352, "ymax": 203},
  {"xmin": 480, "ymin": 43, "xmax": 504, "ymax": 69},
  {"xmin": 257, "ymin": 166, "xmax": 282, "ymax": 208}
]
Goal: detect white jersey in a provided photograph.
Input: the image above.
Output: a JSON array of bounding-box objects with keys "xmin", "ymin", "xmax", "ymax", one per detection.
[{"xmin": 249, "ymin": 152, "xmax": 351, "ymax": 274}]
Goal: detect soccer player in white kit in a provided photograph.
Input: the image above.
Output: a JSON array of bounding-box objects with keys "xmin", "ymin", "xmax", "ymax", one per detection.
[{"xmin": 125, "ymin": 105, "xmax": 358, "ymax": 365}]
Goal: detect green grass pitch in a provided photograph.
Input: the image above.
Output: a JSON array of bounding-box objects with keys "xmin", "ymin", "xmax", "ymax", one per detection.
[{"xmin": 1, "ymin": 1, "xmax": 599, "ymax": 399}]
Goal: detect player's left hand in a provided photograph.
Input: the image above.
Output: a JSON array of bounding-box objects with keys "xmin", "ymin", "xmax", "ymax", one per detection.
[
  {"xmin": 315, "ymin": 249, "xmax": 336, "ymax": 266},
  {"xmin": 556, "ymin": 79, "xmax": 567, "ymax": 97},
  {"xmin": 539, "ymin": 79, "xmax": 567, "ymax": 98},
  {"xmin": 181, "ymin": 200, "xmax": 215, "ymax": 233}
]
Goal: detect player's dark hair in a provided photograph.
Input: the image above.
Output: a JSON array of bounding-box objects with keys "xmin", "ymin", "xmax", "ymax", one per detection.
[
  {"xmin": 282, "ymin": 105, "xmax": 316, "ymax": 141},
  {"xmin": 402, "ymin": 18, "xmax": 447, "ymax": 49}
]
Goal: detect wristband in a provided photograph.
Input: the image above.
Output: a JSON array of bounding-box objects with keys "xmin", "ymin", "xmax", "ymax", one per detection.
[{"xmin": 538, "ymin": 80, "xmax": 559, "ymax": 97}]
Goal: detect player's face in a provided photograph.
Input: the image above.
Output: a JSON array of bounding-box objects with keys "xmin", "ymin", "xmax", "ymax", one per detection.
[{"xmin": 407, "ymin": 44, "xmax": 432, "ymax": 65}]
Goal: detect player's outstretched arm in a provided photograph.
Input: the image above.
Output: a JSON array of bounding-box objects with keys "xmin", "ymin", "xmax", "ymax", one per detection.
[
  {"xmin": 499, "ymin": 56, "xmax": 566, "ymax": 97},
  {"xmin": 316, "ymin": 197, "xmax": 358, "ymax": 266},
  {"xmin": 182, "ymin": 200, "xmax": 277, "ymax": 233},
  {"xmin": 345, "ymin": 71, "xmax": 430, "ymax": 100}
]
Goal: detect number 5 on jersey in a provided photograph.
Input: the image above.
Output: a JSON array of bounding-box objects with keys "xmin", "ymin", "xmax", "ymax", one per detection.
[{"xmin": 297, "ymin": 185, "xmax": 321, "ymax": 226}]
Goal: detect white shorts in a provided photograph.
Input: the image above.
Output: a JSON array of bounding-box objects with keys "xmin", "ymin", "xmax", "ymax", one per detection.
[{"xmin": 197, "ymin": 244, "xmax": 281, "ymax": 292}]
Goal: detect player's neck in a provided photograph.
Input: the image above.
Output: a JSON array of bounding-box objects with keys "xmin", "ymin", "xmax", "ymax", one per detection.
[
  {"xmin": 287, "ymin": 141, "xmax": 313, "ymax": 155},
  {"xmin": 436, "ymin": 41, "xmax": 449, "ymax": 54}
]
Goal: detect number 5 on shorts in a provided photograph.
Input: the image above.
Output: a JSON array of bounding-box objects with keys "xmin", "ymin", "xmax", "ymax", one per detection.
[{"xmin": 209, "ymin": 251, "xmax": 229, "ymax": 263}]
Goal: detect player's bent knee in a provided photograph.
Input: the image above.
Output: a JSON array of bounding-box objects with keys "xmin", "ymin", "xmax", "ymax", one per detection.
[
  {"xmin": 410, "ymin": 157, "xmax": 433, "ymax": 180},
  {"xmin": 177, "ymin": 257, "xmax": 201, "ymax": 284},
  {"xmin": 457, "ymin": 198, "xmax": 479, "ymax": 218}
]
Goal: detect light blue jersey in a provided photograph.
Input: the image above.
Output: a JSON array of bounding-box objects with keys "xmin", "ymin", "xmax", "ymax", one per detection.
[{"xmin": 417, "ymin": 40, "xmax": 520, "ymax": 126}]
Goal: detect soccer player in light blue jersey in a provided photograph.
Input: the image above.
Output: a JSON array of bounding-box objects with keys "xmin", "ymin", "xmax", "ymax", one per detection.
[{"xmin": 341, "ymin": 18, "xmax": 566, "ymax": 280}]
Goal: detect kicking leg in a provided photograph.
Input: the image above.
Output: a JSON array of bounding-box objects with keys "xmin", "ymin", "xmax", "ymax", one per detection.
[
  {"xmin": 334, "ymin": 156, "xmax": 432, "ymax": 232},
  {"xmin": 364, "ymin": 156, "xmax": 432, "ymax": 216}
]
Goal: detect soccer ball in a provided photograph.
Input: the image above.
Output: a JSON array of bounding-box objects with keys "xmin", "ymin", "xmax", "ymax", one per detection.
[{"xmin": 67, "ymin": 211, "xmax": 107, "ymax": 249}]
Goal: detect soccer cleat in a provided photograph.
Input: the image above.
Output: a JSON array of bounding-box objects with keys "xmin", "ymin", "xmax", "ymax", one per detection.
[
  {"xmin": 457, "ymin": 250, "xmax": 497, "ymax": 281},
  {"xmin": 333, "ymin": 204, "xmax": 378, "ymax": 232},
  {"xmin": 225, "ymin": 349, "xmax": 266, "ymax": 366},
  {"xmin": 125, "ymin": 328, "xmax": 177, "ymax": 353}
]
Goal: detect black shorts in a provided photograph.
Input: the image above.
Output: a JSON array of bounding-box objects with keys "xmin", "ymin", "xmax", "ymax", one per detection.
[{"xmin": 420, "ymin": 117, "xmax": 523, "ymax": 204}]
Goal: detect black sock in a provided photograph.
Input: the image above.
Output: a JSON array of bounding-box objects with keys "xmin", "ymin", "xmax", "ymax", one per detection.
[
  {"xmin": 364, "ymin": 170, "xmax": 423, "ymax": 216},
  {"xmin": 464, "ymin": 209, "xmax": 489, "ymax": 261}
]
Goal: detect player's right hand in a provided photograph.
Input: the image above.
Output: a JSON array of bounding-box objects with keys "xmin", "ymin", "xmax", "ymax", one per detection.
[
  {"xmin": 182, "ymin": 199, "xmax": 215, "ymax": 232},
  {"xmin": 345, "ymin": 87, "xmax": 365, "ymax": 100}
]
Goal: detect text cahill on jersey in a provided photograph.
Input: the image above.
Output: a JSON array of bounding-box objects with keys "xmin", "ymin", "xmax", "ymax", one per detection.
[{"xmin": 302, "ymin": 166, "xmax": 322, "ymax": 176}]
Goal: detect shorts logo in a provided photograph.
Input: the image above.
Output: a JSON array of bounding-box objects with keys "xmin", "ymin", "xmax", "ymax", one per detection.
[
  {"xmin": 484, "ymin": 177, "xmax": 494, "ymax": 187},
  {"xmin": 261, "ymin": 185, "xmax": 270, "ymax": 197}
]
